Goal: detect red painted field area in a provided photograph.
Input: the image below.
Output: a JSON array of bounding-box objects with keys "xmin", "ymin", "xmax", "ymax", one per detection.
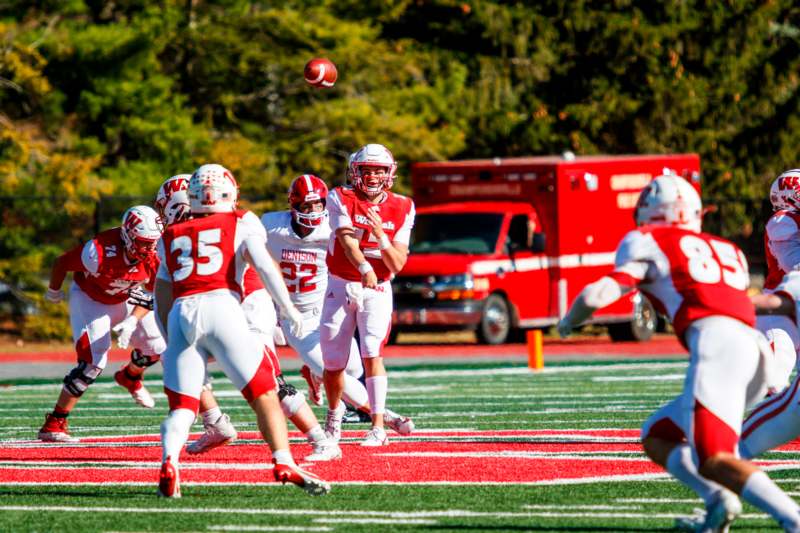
[{"xmin": 1, "ymin": 429, "xmax": 793, "ymax": 486}]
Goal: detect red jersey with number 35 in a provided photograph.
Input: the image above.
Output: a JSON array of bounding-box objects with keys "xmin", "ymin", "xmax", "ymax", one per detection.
[
  {"xmin": 65, "ymin": 228, "xmax": 158, "ymax": 305},
  {"xmin": 608, "ymin": 226, "xmax": 755, "ymax": 341},
  {"xmin": 157, "ymin": 210, "xmax": 266, "ymax": 299},
  {"xmin": 326, "ymin": 186, "xmax": 415, "ymax": 282}
]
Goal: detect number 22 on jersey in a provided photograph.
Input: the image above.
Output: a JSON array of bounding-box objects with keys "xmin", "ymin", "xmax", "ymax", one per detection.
[
  {"xmin": 280, "ymin": 261, "xmax": 317, "ymax": 293},
  {"xmin": 679, "ymin": 235, "xmax": 748, "ymax": 290},
  {"xmin": 171, "ymin": 229, "xmax": 223, "ymax": 282}
]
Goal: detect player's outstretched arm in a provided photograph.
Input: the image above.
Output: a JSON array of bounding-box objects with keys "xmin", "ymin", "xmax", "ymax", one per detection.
[
  {"xmin": 751, "ymin": 292, "xmax": 795, "ymax": 316},
  {"xmin": 243, "ymin": 237, "xmax": 303, "ymax": 337},
  {"xmin": 557, "ymin": 276, "xmax": 633, "ymax": 337},
  {"xmin": 44, "ymin": 246, "xmax": 84, "ymax": 302}
]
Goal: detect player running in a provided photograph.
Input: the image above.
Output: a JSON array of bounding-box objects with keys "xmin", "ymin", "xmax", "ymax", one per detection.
[
  {"xmin": 38, "ymin": 205, "xmax": 164, "ymax": 442},
  {"xmin": 557, "ymin": 175, "xmax": 800, "ymax": 532},
  {"xmin": 321, "ymin": 144, "xmax": 416, "ymax": 447},
  {"xmin": 154, "ymin": 163, "xmax": 329, "ymax": 497}
]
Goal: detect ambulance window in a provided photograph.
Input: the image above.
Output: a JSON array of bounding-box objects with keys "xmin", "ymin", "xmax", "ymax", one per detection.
[
  {"xmin": 506, "ymin": 215, "xmax": 530, "ymax": 253},
  {"xmin": 410, "ymin": 213, "xmax": 503, "ymax": 255}
]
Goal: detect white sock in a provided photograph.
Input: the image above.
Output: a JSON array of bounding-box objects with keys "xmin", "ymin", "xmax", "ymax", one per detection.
[
  {"xmin": 306, "ymin": 425, "xmax": 326, "ymax": 444},
  {"xmin": 272, "ymin": 448, "xmax": 294, "ymax": 466},
  {"xmin": 366, "ymin": 375, "xmax": 388, "ymax": 415},
  {"xmin": 160, "ymin": 408, "xmax": 195, "ymax": 465},
  {"xmin": 201, "ymin": 406, "xmax": 222, "ymax": 426},
  {"xmin": 741, "ymin": 470, "xmax": 800, "ymax": 529},
  {"xmin": 665, "ymin": 445, "xmax": 723, "ymax": 505},
  {"xmin": 343, "ymin": 374, "xmax": 370, "ymax": 408}
]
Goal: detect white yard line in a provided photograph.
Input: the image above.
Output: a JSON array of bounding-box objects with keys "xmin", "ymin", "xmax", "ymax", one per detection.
[
  {"xmin": 524, "ymin": 504, "xmax": 643, "ymax": 510},
  {"xmin": 313, "ymin": 518, "xmax": 437, "ymax": 525},
  {"xmin": 615, "ymin": 498, "xmax": 701, "ymax": 503},
  {"xmin": 0, "ymin": 505, "xmax": 771, "ymax": 522},
  {"xmin": 206, "ymin": 524, "xmax": 333, "ymax": 531},
  {"xmin": 376, "ymin": 452, "xmax": 647, "ymax": 460},
  {"xmin": 592, "ymin": 374, "xmax": 684, "ymax": 382}
]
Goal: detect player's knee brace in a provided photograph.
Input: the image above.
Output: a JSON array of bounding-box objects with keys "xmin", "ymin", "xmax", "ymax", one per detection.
[
  {"xmin": 277, "ymin": 375, "xmax": 306, "ymax": 417},
  {"xmin": 63, "ymin": 361, "xmax": 102, "ymax": 397},
  {"xmin": 131, "ymin": 349, "xmax": 160, "ymax": 368}
]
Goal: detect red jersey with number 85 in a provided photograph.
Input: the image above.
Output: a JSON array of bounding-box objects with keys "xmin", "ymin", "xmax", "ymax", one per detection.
[
  {"xmin": 326, "ymin": 187, "xmax": 415, "ymax": 282},
  {"xmin": 608, "ymin": 226, "xmax": 755, "ymax": 341},
  {"xmin": 157, "ymin": 210, "xmax": 266, "ymax": 299}
]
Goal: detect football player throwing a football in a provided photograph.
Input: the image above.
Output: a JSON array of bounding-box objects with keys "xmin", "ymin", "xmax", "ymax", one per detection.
[{"xmin": 321, "ymin": 144, "xmax": 416, "ymax": 448}]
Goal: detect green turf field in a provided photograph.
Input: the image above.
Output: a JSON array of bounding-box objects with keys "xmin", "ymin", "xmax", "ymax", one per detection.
[{"xmin": 0, "ymin": 358, "xmax": 796, "ymax": 532}]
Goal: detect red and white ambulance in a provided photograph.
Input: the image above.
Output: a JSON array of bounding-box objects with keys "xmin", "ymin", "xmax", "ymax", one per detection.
[{"xmin": 392, "ymin": 153, "xmax": 702, "ymax": 344}]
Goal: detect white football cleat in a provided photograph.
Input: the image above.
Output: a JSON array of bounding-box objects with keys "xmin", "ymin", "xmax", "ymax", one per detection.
[
  {"xmin": 324, "ymin": 403, "xmax": 345, "ymax": 444},
  {"xmin": 186, "ymin": 413, "xmax": 237, "ymax": 454},
  {"xmin": 384, "ymin": 410, "xmax": 415, "ymax": 435},
  {"xmin": 304, "ymin": 439, "xmax": 342, "ymax": 461},
  {"xmin": 675, "ymin": 490, "xmax": 741, "ymax": 533},
  {"xmin": 360, "ymin": 426, "xmax": 389, "ymax": 447}
]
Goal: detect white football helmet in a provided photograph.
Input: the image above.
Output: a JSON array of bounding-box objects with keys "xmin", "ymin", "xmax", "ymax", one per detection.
[
  {"xmin": 188, "ymin": 164, "xmax": 238, "ymax": 214},
  {"xmin": 155, "ymin": 174, "xmax": 192, "ymax": 225},
  {"xmin": 344, "ymin": 151, "xmax": 357, "ymax": 186},
  {"xmin": 769, "ymin": 169, "xmax": 800, "ymax": 211},
  {"xmin": 121, "ymin": 205, "xmax": 163, "ymax": 261},
  {"xmin": 634, "ymin": 175, "xmax": 702, "ymax": 232},
  {"xmin": 349, "ymin": 143, "xmax": 397, "ymax": 195}
]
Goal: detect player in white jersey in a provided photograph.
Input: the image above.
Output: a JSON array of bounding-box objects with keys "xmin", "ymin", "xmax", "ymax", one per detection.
[
  {"xmin": 558, "ymin": 175, "xmax": 800, "ymax": 532},
  {"xmin": 154, "ymin": 163, "xmax": 329, "ymax": 497},
  {"xmin": 753, "ymin": 169, "xmax": 800, "ymax": 387},
  {"xmin": 734, "ymin": 170, "xmax": 800, "ymax": 474},
  {"xmin": 263, "ymin": 175, "xmax": 414, "ymax": 445}
]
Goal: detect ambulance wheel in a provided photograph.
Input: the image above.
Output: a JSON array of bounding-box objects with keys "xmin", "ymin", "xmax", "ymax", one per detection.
[
  {"xmin": 608, "ymin": 296, "xmax": 656, "ymax": 342},
  {"xmin": 476, "ymin": 294, "xmax": 511, "ymax": 345}
]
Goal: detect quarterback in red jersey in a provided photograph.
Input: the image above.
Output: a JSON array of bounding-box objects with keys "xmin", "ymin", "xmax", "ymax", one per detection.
[
  {"xmin": 38, "ymin": 205, "xmax": 164, "ymax": 442},
  {"xmin": 321, "ymin": 144, "xmax": 415, "ymax": 448},
  {"xmin": 154, "ymin": 163, "xmax": 328, "ymax": 498},
  {"xmin": 558, "ymin": 175, "xmax": 800, "ymax": 532}
]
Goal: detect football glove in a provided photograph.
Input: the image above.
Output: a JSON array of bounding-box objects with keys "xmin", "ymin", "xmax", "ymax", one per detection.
[
  {"xmin": 127, "ymin": 287, "xmax": 154, "ymax": 310},
  {"xmin": 112, "ymin": 315, "xmax": 139, "ymax": 349},
  {"xmin": 45, "ymin": 288, "xmax": 64, "ymax": 303}
]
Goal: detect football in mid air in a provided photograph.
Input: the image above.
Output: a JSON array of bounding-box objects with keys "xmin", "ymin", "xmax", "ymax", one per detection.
[{"xmin": 304, "ymin": 58, "xmax": 337, "ymax": 88}]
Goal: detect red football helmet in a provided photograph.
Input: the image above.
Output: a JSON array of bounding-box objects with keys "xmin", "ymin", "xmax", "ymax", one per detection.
[{"xmin": 288, "ymin": 174, "xmax": 328, "ymax": 228}]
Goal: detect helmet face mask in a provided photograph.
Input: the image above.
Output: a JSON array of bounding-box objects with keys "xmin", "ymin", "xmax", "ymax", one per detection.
[
  {"xmin": 121, "ymin": 205, "xmax": 163, "ymax": 261},
  {"xmin": 634, "ymin": 175, "xmax": 702, "ymax": 233},
  {"xmin": 349, "ymin": 144, "xmax": 396, "ymax": 195},
  {"xmin": 188, "ymin": 164, "xmax": 238, "ymax": 214},
  {"xmin": 770, "ymin": 170, "xmax": 800, "ymax": 212},
  {"xmin": 288, "ymin": 174, "xmax": 328, "ymax": 228},
  {"xmin": 155, "ymin": 174, "xmax": 192, "ymax": 226}
]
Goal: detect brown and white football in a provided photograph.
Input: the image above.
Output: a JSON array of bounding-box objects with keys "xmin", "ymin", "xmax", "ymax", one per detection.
[{"xmin": 304, "ymin": 58, "xmax": 337, "ymax": 88}]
